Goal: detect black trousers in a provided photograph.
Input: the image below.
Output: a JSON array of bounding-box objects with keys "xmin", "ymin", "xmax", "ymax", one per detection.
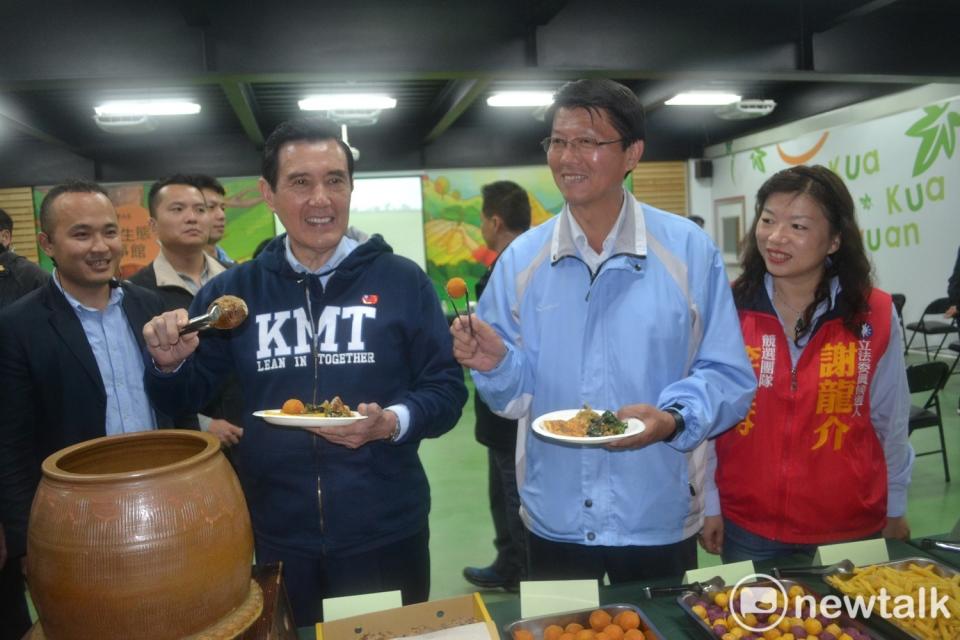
[
  {"xmin": 255, "ymin": 528, "xmax": 430, "ymax": 627},
  {"xmin": 0, "ymin": 558, "xmax": 31, "ymax": 640},
  {"xmin": 527, "ymin": 530, "xmax": 698, "ymax": 584},
  {"xmin": 487, "ymin": 447, "xmax": 526, "ymax": 580}
]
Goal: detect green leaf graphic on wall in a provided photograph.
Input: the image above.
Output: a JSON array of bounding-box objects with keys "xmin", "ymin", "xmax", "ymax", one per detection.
[
  {"xmin": 905, "ymin": 102, "xmax": 960, "ymax": 177},
  {"xmin": 859, "ymin": 194, "xmax": 873, "ymax": 210},
  {"xmin": 750, "ymin": 148, "xmax": 767, "ymax": 173}
]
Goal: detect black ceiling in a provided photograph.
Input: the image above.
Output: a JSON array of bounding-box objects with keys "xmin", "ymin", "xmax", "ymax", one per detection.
[{"xmin": 1, "ymin": 0, "xmax": 958, "ymax": 186}]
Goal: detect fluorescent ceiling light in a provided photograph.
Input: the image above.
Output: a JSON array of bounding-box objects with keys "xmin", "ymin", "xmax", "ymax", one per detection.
[
  {"xmin": 94, "ymin": 100, "xmax": 201, "ymax": 116},
  {"xmin": 487, "ymin": 91, "xmax": 554, "ymax": 107},
  {"xmin": 298, "ymin": 94, "xmax": 397, "ymax": 111},
  {"xmin": 665, "ymin": 92, "xmax": 741, "ymax": 106}
]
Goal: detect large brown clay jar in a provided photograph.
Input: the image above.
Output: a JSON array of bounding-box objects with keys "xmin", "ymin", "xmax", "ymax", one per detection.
[{"xmin": 27, "ymin": 430, "xmax": 255, "ymax": 639}]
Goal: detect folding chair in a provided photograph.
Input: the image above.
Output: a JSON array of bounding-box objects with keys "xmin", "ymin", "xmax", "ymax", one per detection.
[
  {"xmin": 891, "ymin": 293, "xmax": 907, "ymax": 352},
  {"xmin": 907, "ymin": 360, "xmax": 951, "ymax": 481},
  {"xmin": 947, "ymin": 341, "xmax": 960, "ymax": 378},
  {"xmin": 904, "ymin": 297, "xmax": 958, "ymax": 360}
]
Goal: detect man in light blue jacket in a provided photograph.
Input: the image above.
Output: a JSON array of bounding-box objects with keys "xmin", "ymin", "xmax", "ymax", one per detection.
[{"xmin": 451, "ymin": 79, "xmax": 756, "ymax": 582}]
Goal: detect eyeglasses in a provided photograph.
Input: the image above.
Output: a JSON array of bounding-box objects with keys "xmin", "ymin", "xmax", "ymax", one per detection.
[{"xmin": 540, "ymin": 136, "xmax": 624, "ymax": 154}]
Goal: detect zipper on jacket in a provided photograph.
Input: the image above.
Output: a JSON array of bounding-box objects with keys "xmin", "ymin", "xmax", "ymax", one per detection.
[
  {"xmin": 303, "ymin": 277, "xmax": 326, "ymax": 539},
  {"xmin": 790, "ymin": 366, "xmax": 798, "ymax": 392}
]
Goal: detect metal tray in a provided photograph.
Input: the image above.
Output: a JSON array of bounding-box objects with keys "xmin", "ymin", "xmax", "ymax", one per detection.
[
  {"xmin": 823, "ymin": 557, "xmax": 959, "ymax": 640},
  {"xmin": 677, "ymin": 576, "xmax": 886, "ymax": 639},
  {"xmin": 503, "ymin": 603, "xmax": 663, "ymax": 640}
]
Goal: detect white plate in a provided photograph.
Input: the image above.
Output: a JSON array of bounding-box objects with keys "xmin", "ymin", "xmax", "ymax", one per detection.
[
  {"xmin": 253, "ymin": 409, "xmax": 365, "ymax": 428},
  {"xmin": 531, "ymin": 409, "xmax": 645, "ymax": 445}
]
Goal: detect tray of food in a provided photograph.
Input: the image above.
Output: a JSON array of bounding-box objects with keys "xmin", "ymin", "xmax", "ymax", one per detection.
[
  {"xmin": 678, "ymin": 576, "xmax": 884, "ymax": 639},
  {"xmin": 504, "ymin": 604, "xmax": 661, "ymax": 640},
  {"xmin": 824, "ymin": 557, "xmax": 960, "ymax": 640}
]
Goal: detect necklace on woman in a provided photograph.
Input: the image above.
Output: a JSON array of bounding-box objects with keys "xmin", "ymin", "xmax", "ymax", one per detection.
[{"xmin": 773, "ymin": 287, "xmax": 808, "ymax": 339}]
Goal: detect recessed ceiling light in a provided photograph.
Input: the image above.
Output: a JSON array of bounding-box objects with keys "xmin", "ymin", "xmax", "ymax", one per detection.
[
  {"xmin": 665, "ymin": 92, "xmax": 741, "ymax": 106},
  {"xmin": 487, "ymin": 91, "xmax": 554, "ymax": 107},
  {"xmin": 298, "ymin": 94, "xmax": 397, "ymax": 111},
  {"xmin": 94, "ymin": 100, "xmax": 201, "ymax": 116}
]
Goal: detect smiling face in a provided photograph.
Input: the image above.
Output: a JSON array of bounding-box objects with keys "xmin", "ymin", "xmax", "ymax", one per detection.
[
  {"xmin": 201, "ymin": 188, "xmax": 227, "ymax": 244},
  {"xmin": 39, "ymin": 191, "xmax": 122, "ymax": 302},
  {"xmin": 151, "ymin": 183, "xmax": 209, "ymax": 251},
  {"xmin": 756, "ymin": 191, "xmax": 841, "ymax": 284},
  {"xmin": 547, "ymin": 106, "xmax": 643, "ymax": 218},
  {"xmin": 258, "ymin": 139, "xmax": 352, "ymax": 271}
]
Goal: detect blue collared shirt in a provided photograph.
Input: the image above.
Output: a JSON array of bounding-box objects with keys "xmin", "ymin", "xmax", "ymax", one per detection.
[
  {"xmin": 54, "ymin": 272, "xmax": 157, "ymax": 435},
  {"xmin": 283, "ymin": 235, "xmax": 412, "ymax": 441}
]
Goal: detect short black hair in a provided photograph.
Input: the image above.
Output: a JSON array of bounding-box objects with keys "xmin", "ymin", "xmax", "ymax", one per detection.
[
  {"xmin": 191, "ymin": 174, "xmax": 225, "ymax": 196},
  {"xmin": 481, "ymin": 181, "xmax": 531, "ymax": 233},
  {"xmin": 148, "ymin": 174, "xmax": 202, "ymax": 218},
  {"xmin": 0, "ymin": 208, "xmax": 12, "ymax": 233},
  {"xmin": 688, "ymin": 215, "xmax": 705, "ymax": 228},
  {"xmin": 39, "ymin": 179, "xmax": 110, "ymax": 236},
  {"xmin": 261, "ymin": 117, "xmax": 354, "ymax": 190},
  {"xmin": 546, "ymin": 79, "xmax": 646, "ymax": 148}
]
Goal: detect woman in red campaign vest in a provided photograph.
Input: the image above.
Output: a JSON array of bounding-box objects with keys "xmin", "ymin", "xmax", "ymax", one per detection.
[{"xmin": 700, "ymin": 165, "xmax": 914, "ymax": 562}]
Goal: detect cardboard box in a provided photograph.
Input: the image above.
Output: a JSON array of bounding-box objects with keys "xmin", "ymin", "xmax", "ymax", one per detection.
[{"xmin": 316, "ymin": 593, "xmax": 497, "ymax": 640}]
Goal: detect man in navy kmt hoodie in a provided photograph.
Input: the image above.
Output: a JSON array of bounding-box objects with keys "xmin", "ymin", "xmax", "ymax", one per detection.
[{"xmin": 143, "ymin": 118, "xmax": 467, "ymax": 626}]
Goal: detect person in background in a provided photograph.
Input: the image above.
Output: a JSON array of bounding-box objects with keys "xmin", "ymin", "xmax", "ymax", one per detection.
[
  {"xmin": 451, "ymin": 79, "xmax": 755, "ymax": 584},
  {"xmin": 0, "ymin": 181, "xmax": 190, "ymax": 639},
  {"xmin": 193, "ymin": 174, "xmax": 235, "ymax": 266},
  {"xmin": 688, "ymin": 214, "xmax": 705, "ymax": 228},
  {"xmin": 0, "ymin": 209, "xmax": 49, "ymax": 638},
  {"xmin": 462, "ymin": 181, "xmax": 531, "ymax": 593},
  {"xmin": 141, "ymin": 118, "xmax": 467, "ymax": 626},
  {"xmin": 0, "ymin": 207, "xmax": 49, "ymax": 308},
  {"xmin": 700, "ymin": 165, "xmax": 913, "ymax": 561},
  {"xmin": 130, "ymin": 175, "xmax": 243, "ymax": 441}
]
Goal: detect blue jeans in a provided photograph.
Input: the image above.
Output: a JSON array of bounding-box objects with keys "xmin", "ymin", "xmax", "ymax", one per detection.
[{"xmin": 721, "ymin": 518, "xmax": 818, "ymax": 564}]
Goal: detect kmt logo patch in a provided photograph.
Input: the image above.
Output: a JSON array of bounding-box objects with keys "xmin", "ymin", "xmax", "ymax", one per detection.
[
  {"xmin": 860, "ymin": 322, "xmax": 873, "ymax": 338},
  {"xmin": 361, "ymin": 294, "xmax": 379, "ymax": 305}
]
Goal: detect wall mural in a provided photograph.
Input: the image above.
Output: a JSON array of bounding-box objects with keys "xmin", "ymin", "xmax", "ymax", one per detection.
[
  {"xmin": 711, "ymin": 98, "xmax": 960, "ymax": 322},
  {"xmin": 421, "ymin": 166, "xmax": 563, "ymax": 314}
]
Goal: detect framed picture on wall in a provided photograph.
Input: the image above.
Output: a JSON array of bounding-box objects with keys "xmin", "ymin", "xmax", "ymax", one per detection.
[{"xmin": 713, "ymin": 196, "xmax": 746, "ymax": 265}]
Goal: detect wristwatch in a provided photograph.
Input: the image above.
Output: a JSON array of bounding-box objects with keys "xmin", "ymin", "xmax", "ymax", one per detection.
[
  {"xmin": 661, "ymin": 404, "xmax": 685, "ymax": 443},
  {"xmin": 387, "ymin": 412, "xmax": 402, "ymax": 443}
]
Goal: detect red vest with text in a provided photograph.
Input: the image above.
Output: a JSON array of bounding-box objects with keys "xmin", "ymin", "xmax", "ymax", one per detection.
[{"xmin": 715, "ymin": 288, "xmax": 892, "ymax": 544}]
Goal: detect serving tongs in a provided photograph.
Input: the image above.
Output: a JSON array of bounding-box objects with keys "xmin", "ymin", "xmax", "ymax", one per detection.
[
  {"xmin": 773, "ymin": 559, "xmax": 854, "ymax": 579},
  {"xmin": 179, "ymin": 295, "xmax": 249, "ymax": 336},
  {"xmin": 643, "ymin": 575, "xmax": 724, "ymax": 599},
  {"xmin": 920, "ymin": 538, "xmax": 960, "ymax": 553}
]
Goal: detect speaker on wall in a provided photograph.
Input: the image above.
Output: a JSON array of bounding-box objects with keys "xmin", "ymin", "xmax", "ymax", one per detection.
[{"xmin": 694, "ymin": 159, "xmax": 713, "ymax": 179}]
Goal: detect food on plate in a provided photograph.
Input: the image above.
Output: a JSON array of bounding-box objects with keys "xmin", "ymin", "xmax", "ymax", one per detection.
[
  {"xmin": 544, "ymin": 405, "xmax": 628, "ymax": 438},
  {"xmin": 280, "ymin": 398, "xmax": 305, "ymax": 415},
  {"xmin": 445, "ymin": 276, "xmax": 468, "ymax": 299},
  {"xmin": 826, "ymin": 563, "xmax": 960, "ymax": 640},
  {"xmin": 280, "ymin": 396, "xmax": 353, "ymax": 417}
]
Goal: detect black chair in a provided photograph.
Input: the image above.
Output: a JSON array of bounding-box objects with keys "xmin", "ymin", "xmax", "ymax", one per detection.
[
  {"xmin": 891, "ymin": 293, "xmax": 907, "ymax": 353},
  {"xmin": 907, "ymin": 360, "xmax": 951, "ymax": 481},
  {"xmin": 904, "ymin": 297, "xmax": 958, "ymax": 360}
]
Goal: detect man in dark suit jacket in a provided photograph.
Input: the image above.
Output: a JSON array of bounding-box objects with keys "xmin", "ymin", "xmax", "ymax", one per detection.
[{"xmin": 0, "ymin": 181, "xmax": 192, "ymax": 637}]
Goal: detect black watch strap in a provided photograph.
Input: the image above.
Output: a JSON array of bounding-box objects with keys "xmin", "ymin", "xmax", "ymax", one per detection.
[{"xmin": 662, "ymin": 404, "xmax": 685, "ymax": 443}]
